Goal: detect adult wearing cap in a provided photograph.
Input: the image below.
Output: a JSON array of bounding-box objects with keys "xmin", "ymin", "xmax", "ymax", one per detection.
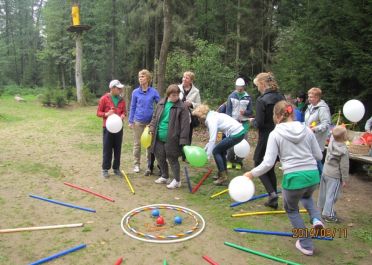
[
  {"xmin": 129, "ymin": 69, "xmax": 160, "ymax": 175},
  {"xmin": 225, "ymin": 77, "xmax": 253, "ymax": 170},
  {"xmin": 97, "ymin": 80, "xmax": 126, "ymax": 178}
]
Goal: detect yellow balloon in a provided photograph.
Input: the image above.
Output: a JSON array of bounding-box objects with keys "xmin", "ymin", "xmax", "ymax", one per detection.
[{"xmin": 141, "ymin": 126, "xmax": 152, "ymax": 148}]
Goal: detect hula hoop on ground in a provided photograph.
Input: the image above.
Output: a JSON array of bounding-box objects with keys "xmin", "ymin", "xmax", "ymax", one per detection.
[{"xmin": 121, "ymin": 204, "xmax": 205, "ymax": 243}]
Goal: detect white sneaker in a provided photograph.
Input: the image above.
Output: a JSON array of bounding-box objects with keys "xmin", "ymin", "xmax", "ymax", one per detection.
[
  {"xmin": 166, "ymin": 179, "xmax": 181, "ymax": 189},
  {"xmin": 155, "ymin": 177, "xmax": 168, "ymax": 184},
  {"xmin": 133, "ymin": 165, "xmax": 140, "ymax": 173}
]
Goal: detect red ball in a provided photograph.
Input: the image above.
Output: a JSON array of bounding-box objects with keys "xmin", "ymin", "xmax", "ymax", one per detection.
[{"xmin": 156, "ymin": 216, "xmax": 165, "ymax": 226}]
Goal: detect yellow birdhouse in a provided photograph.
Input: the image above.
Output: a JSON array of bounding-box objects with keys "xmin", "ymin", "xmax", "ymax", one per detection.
[{"xmin": 71, "ymin": 4, "xmax": 80, "ymax": 26}]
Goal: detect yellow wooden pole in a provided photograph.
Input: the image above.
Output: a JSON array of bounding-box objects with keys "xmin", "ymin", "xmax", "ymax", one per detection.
[
  {"xmin": 210, "ymin": 189, "xmax": 228, "ymax": 199},
  {"xmin": 122, "ymin": 170, "xmax": 135, "ymax": 194},
  {"xmin": 232, "ymin": 209, "xmax": 307, "ymax": 217}
]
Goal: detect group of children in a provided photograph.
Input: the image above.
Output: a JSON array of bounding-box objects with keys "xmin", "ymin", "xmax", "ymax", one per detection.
[{"xmin": 97, "ymin": 71, "xmax": 350, "ymax": 257}]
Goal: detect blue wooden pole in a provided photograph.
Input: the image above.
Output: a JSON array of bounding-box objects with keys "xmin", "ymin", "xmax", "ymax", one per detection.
[
  {"xmin": 29, "ymin": 194, "xmax": 96, "ymax": 213},
  {"xmin": 184, "ymin": 166, "xmax": 193, "ymax": 193},
  {"xmin": 234, "ymin": 228, "xmax": 333, "ymax": 241},
  {"xmin": 28, "ymin": 244, "xmax": 86, "ymax": 265},
  {"xmin": 230, "ymin": 190, "xmax": 282, "ymax": 207}
]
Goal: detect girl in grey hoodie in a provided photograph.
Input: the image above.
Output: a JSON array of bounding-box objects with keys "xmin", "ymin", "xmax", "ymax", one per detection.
[{"xmin": 244, "ymin": 100, "xmax": 324, "ymax": 256}]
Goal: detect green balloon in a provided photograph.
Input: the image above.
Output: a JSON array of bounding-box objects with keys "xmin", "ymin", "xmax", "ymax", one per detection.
[{"xmin": 183, "ymin": 145, "xmax": 208, "ymax": 167}]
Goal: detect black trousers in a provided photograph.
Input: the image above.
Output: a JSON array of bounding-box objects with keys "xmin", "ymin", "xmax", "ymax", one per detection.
[
  {"xmin": 255, "ymin": 160, "xmax": 277, "ymax": 194},
  {"xmin": 102, "ymin": 128, "xmax": 123, "ymax": 170}
]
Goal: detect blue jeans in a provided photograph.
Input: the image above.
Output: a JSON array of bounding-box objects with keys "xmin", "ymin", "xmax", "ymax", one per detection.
[
  {"xmin": 317, "ymin": 160, "xmax": 323, "ymax": 176},
  {"xmin": 213, "ymin": 134, "xmax": 245, "ymax": 172}
]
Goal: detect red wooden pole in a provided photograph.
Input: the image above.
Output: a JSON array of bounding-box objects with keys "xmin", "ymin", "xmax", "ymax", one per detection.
[
  {"xmin": 192, "ymin": 169, "xmax": 212, "ymax": 193},
  {"xmin": 202, "ymin": 255, "xmax": 219, "ymax": 265},
  {"xmin": 64, "ymin": 182, "xmax": 115, "ymax": 202}
]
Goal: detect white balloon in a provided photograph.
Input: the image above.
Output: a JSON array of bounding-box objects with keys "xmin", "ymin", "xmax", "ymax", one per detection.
[
  {"xmin": 228, "ymin": 176, "xmax": 255, "ymax": 202},
  {"xmin": 343, "ymin": 99, "xmax": 365, "ymax": 123},
  {"xmin": 106, "ymin": 114, "xmax": 123, "ymax": 133},
  {"xmin": 233, "ymin": 139, "xmax": 250, "ymax": 158}
]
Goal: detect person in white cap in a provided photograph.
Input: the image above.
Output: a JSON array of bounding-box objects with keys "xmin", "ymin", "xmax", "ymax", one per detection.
[
  {"xmin": 225, "ymin": 77, "xmax": 253, "ymax": 170},
  {"xmin": 97, "ymin": 80, "xmax": 126, "ymax": 178}
]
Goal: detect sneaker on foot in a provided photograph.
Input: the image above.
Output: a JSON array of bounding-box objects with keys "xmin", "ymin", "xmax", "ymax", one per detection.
[
  {"xmin": 102, "ymin": 170, "xmax": 109, "ymax": 178},
  {"xmin": 227, "ymin": 162, "xmax": 233, "ymax": 169},
  {"xmin": 113, "ymin": 169, "xmax": 123, "ymax": 177},
  {"xmin": 213, "ymin": 177, "xmax": 228, "ymax": 186},
  {"xmin": 144, "ymin": 168, "xmax": 152, "ymax": 176},
  {"xmin": 323, "ymin": 215, "xmax": 338, "ymax": 223},
  {"xmin": 133, "ymin": 165, "xmax": 140, "ymax": 173},
  {"xmin": 312, "ymin": 218, "xmax": 325, "ymax": 230},
  {"xmin": 155, "ymin": 176, "xmax": 168, "ymax": 184},
  {"xmin": 295, "ymin": 240, "xmax": 313, "ymax": 256},
  {"xmin": 264, "ymin": 193, "xmax": 279, "ymax": 209},
  {"xmin": 166, "ymin": 179, "xmax": 181, "ymax": 189},
  {"xmin": 235, "ymin": 163, "xmax": 242, "ymax": 170}
]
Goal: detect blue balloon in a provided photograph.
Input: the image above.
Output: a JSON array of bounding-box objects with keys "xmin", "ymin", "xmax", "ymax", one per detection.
[{"xmin": 174, "ymin": 216, "xmax": 182, "ymax": 224}]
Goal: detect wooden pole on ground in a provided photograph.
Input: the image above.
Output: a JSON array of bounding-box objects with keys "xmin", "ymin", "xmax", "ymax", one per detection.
[{"xmin": 0, "ymin": 223, "xmax": 84, "ymax": 234}]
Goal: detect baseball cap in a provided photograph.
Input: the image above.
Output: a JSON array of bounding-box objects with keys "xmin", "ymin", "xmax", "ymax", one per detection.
[{"xmin": 109, "ymin": 80, "xmax": 124, "ymax": 89}]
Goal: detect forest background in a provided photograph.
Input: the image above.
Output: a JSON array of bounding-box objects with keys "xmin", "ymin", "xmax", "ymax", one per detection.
[{"xmin": 0, "ymin": 0, "xmax": 371, "ymax": 120}]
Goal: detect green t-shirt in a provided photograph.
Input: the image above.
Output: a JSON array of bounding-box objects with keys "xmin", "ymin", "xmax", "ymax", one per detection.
[
  {"xmin": 231, "ymin": 121, "xmax": 249, "ymax": 138},
  {"xmin": 237, "ymin": 92, "xmax": 246, "ymax": 99},
  {"xmin": 157, "ymin": 101, "xmax": 174, "ymax": 142},
  {"xmin": 282, "ymin": 170, "xmax": 320, "ymax": 190},
  {"xmin": 111, "ymin": 95, "xmax": 119, "ymax": 107}
]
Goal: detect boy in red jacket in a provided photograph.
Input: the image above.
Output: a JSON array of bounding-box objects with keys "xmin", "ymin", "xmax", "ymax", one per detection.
[{"xmin": 97, "ymin": 80, "xmax": 126, "ymax": 178}]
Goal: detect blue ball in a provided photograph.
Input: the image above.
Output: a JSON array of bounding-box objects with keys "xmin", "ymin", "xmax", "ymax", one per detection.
[
  {"xmin": 151, "ymin": 209, "xmax": 160, "ymax": 217},
  {"xmin": 174, "ymin": 216, "xmax": 182, "ymax": 224}
]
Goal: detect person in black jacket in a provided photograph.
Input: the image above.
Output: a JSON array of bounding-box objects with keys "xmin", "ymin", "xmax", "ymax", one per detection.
[{"xmin": 251, "ymin": 72, "xmax": 285, "ymax": 209}]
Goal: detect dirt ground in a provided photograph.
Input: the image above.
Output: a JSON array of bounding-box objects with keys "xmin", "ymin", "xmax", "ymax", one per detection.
[{"xmin": 0, "ymin": 98, "xmax": 372, "ymax": 265}]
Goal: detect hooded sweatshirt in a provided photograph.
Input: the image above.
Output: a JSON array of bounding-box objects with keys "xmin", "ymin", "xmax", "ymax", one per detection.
[
  {"xmin": 252, "ymin": 121, "xmax": 323, "ymax": 178},
  {"xmin": 323, "ymin": 136, "xmax": 349, "ymax": 180},
  {"xmin": 304, "ymin": 99, "xmax": 331, "ymax": 151}
]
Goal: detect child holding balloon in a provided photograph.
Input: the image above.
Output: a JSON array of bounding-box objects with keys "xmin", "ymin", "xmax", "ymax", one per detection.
[
  {"xmin": 97, "ymin": 80, "xmax": 126, "ymax": 178},
  {"xmin": 244, "ymin": 100, "xmax": 324, "ymax": 256}
]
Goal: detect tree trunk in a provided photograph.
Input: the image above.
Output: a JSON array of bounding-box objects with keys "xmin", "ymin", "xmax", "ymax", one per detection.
[
  {"xmin": 235, "ymin": 0, "xmax": 241, "ymax": 72},
  {"xmin": 265, "ymin": 0, "xmax": 273, "ymax": 69},
  {"xmin": 157, "ymin": 0, "xmax": 172, "ymax": 95},
  {"xmin": 111, "ymin": 0, "xmax": 116, "ymax": 78},
  {"xmin": 60, "ymin": 64, "xmax": 66, "ymax": 90},
  {"xmin": 75, "ymin": 34, "xmax": 84, "ymax": 104},
  {"xmin": 153, "ymin": 14, "xmax": 159, "ymax": 86}
]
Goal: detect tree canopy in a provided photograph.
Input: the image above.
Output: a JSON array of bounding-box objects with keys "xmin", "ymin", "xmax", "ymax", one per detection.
[{"xmin": 0, "ymin": 0, "xmax": 370, "ymax": 115}]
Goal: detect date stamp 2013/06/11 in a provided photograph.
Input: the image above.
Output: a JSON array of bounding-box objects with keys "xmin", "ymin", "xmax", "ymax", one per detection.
[{"xmin": 292, "ymin": 228, "xmax": 348, "ymax": 238}]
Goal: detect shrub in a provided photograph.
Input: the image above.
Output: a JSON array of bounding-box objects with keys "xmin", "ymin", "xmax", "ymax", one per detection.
[{"xmin": 53, "ymin": 90, "xmax": 67, "ymax": 108}]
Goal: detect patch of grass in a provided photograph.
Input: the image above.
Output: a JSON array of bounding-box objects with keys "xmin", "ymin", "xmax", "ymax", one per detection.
[
  {"xmin": 14, "ymin": 161, "xmax": 63, "ymax": 179},
  {"xmin": 0, "ymin": 113, "xmax": 24, "ymax": 122},
  {"xmin": 353, "ymin": 228, "xmax": 372, "ymax": 242},
  {"xmin": 75, "ymin": 142, "xmax": 101, "ymax": 153},
  {"xmin": 82, "ymin": 226, "xmax": 92, "ymax": 232},
  {"xmin": 0, "ymin": 255, "xmax": 9, "ymax": 263},
  {"xmin": 0, "ymin": 197, "xmax": 5, "ymax": 206}
]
